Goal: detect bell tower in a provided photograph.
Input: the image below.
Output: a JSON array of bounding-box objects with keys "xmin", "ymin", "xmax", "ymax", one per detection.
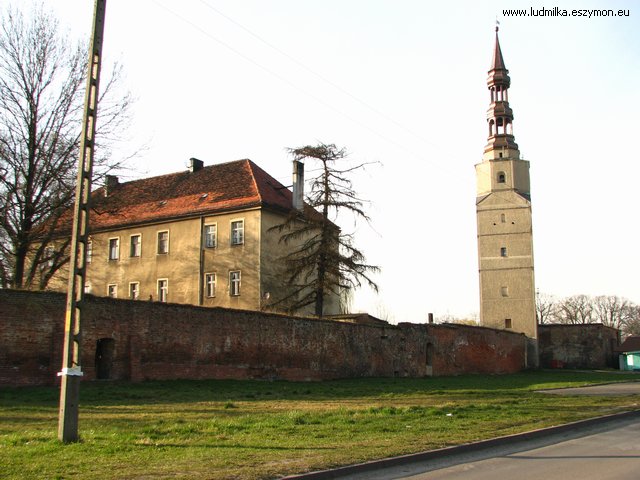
[{"xmin": 476, "ymin": 27, "xmax": 537, "ymax": 340}]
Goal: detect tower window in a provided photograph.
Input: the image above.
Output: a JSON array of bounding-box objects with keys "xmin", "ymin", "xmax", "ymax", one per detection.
[
  {"xmin": 497, "ymin": 172, "xmax": 506, "ymax": 183},
  {"xmin": 501, "ymin": 286, "xmax": 509, "ymax": 297},
  {"xmin": 501, "ymin": 213, "xmax": 506, "ymax": 223},
  {"xmin": 505, "ymin": 318, "xmax": 512, "ymax": 329},
  {"xmin": 500, "ymin": 247, "xmax": 507, "ymax": 257}
]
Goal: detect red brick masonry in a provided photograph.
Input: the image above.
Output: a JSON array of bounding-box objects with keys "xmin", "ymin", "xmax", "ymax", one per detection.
[{"xmin": 1, "ymin": 290, "xmax": 527, "ymax": 386}]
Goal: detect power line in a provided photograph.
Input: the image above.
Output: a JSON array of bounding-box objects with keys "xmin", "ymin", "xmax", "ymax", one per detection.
[{"xmin": 151, "ymin": 1, "xmax": 526, "ymax": 209}]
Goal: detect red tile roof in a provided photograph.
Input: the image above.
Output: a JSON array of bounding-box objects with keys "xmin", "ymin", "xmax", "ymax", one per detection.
[{"xmin": 80, "ymin": 159, "xmax": 293, "ymax": 232}]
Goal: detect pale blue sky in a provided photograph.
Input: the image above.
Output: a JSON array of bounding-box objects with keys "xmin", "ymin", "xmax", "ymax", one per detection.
[{"xmin": 15, "ymin": 0, "xmax": 640, "ymax": 322}]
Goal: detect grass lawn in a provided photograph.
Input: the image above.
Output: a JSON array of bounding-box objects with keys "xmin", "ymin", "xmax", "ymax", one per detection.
[{"xmin": 1, "ymin": 371, "xmax": 639, "ymax": 479}]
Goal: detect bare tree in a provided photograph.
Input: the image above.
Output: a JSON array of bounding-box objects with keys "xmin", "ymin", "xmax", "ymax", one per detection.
[
  {"xmin": 0, "ymin": 2, "xmax": 133, "ymax": 289},
  {"xmin": 555, "ymin": 294, "xmax": 594, "ymax": 324},
  {"xmin": 592, "ymin": 295, "xmax": 633, "ymax": 330},
  {"xmin": 270, "ymin": 143, "xmax": 379, "ymax": 317},
  {"xmin": 622, "ymin": 304, "xmax": 640, "ymax": 337},
  {"xmin": 535, "ymin": 291, "xmax": 558, "ymax": 324}
]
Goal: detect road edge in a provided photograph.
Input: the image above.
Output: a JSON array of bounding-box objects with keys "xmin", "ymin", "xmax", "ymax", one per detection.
[{"xmin": 281, "ymin": 409, "xmax": 640, "ymax": 479}]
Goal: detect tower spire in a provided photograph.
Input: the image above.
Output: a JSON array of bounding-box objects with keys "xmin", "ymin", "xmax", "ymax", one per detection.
[
  {"xmin": 484, "ymin": 26, "xmax": 519, "ymax": 160},
  {"xmin": 475, "ymin": 25, "xmax": 537, "ymax": 346}
]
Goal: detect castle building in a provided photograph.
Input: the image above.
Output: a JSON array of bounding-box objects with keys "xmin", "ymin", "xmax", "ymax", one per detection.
[
  {"xmin": 47, "ymin": 158, "xmax": 340, "ymax": 316},
  {"xmin": 475, "ymin": 27, "xmax": 537, "ymax": 339}
]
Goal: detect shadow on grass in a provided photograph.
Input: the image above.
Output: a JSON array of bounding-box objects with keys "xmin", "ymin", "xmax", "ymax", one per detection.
[
  {"xmin": 135, "ymin": 442, "xmax": 336, "ymax": 450},
  {"xmin": 0, "ymin": 370, "xmax": 634, "ymax": 408}
]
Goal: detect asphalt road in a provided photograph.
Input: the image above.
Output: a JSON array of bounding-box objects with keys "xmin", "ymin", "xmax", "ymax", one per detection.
[
  {"xmin": 285, "ymin": 382, "xmax": 640, "ymax": 480},
  {"xmin": 386, "ymin": 417, "xmax": 640, "ymax": 480}
]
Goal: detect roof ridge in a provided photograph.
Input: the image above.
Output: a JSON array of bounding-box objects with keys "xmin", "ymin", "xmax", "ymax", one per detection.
[{"xmin": 107, "ymin": 158, "xmax": 254, "ymax": 188}]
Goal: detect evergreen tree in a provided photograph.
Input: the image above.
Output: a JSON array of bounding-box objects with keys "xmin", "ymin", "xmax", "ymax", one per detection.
[{"xmin": 270, "ymin": 143, "xmax": 378, "ymax": 317}]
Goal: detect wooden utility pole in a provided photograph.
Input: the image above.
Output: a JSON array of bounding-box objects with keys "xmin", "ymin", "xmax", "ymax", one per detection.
[{"xmin": 58, "ymin": 0, "xmax": 107, "ymax": 443}]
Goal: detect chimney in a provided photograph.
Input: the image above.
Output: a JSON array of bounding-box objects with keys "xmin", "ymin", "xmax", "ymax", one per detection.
[
  {"xmin": 292, "ymin": 160, "xmax": 304, "ymax": 211},
  {"xmin": 104, "ymin": 175, "xmax": 119, "ymax": 197},
  {"xmin": 189, "ymin": 157, "xmax": 204, "ymax": 172}
]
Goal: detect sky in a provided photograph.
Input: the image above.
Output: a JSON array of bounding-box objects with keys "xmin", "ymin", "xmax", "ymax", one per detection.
[{"xmin": 8, "ymin": 0, "xmax": 639, "ymax": 323}]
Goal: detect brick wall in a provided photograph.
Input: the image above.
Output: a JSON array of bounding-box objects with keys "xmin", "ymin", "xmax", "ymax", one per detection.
[
  {"xmin": 538, "ymin": 324, "xmax": 620, "ymax": 369},
  {"xmin": 1, "ymin": 290, "xmax": 526, "ymax": 386}
]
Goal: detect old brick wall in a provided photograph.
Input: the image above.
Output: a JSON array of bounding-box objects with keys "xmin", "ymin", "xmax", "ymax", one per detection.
[
  {"xmin": 1, "ymin": 290, "xmax": 526, "ymax": 386},
  {"xmin": 426, "ymin": 323, "xmax": 527, "ymax": 375},
  {"xmin": 538, "ymin": 324, "xmax": 620, "ymax": 369}
]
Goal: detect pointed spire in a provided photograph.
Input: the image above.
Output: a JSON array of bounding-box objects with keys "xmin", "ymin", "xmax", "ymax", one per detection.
[
  {"xmin": 484, "ymin": 25, "xmax": 519, "ymax": 160},
  {"xmin": 487, "ymin": 26, "xmax": 510, "ymax": 89},
  {"xmin": 491, "ymin": 26, "xmax": 507, "ymax": 72}
]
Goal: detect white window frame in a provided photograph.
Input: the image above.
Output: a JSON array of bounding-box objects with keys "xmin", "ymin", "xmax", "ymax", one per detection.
[
  {"xmin": 107, "ymin": 284, "xmax": 117, "ymax": 298},
  {"xmin": 157, "ymin": 278, "xmax": 168, "ymax": 302},
  {"xmin": 86, "ymin": 239, "xmax": 92, "ymax": 264},
  {"xmin": 130, "ymin": 234, "xmax": 142, "ymax": 257},
  {"xmin": 230, "ymin": 219, "xmax": 244, "ymax": 246},
  {"xmin": 205, "ymin": 272, "xmax": 216, "ymax": 298},
  {"xmin": 204, "ymin": 223, "xmax": 217, "ymax": 248},
  {"xmin": 229, "ymin": 270, "xmax": 241, "ymax": 296},
  {"xmin": 129, "ymin": 282, "xmax": 140, "ymax": 300},
  {"xmin": 157, "ymin": 230, "xmax": 169, "ymax": 255},
  {"xmin": 108, "ymin": 237, "xmax": 120, "ymax": 261}
]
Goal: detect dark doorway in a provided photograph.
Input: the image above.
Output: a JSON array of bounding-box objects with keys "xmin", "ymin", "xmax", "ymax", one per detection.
[
  {"xmin": 95, "ymin": 338, "xmax": 115, "ymax": 379},
  {"xmin": 426, "ymin": 343, "xmax": 434, "ymax": 377}
]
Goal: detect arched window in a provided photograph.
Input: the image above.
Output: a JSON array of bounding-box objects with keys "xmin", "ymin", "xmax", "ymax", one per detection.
[{"xmin": 497, "ymin": 172, "xmax": 506, "ymax": 183}]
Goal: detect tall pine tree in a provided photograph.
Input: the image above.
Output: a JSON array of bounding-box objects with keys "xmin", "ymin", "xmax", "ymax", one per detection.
[{"xmin": 270, "ymin": 143, "xmax": 378, "ymax": 317}]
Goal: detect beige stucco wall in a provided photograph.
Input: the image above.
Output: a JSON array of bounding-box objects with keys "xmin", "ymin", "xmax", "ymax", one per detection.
[
  {"xmin": 259, "ymin": 210, "xmax": 340, "ymax": 316},
  {"xmin": 47, "ymin": 207, "xmax": 340, "ymax": 316},
  {"xmin": 476, "ymin": 158, "xmax": 531, "ymax": 196},
  {"xmin": 477, "ymin": 188, "xmax": 536, "ymax": 339},
  {"xmin": 200, "ymin": 209, "xmax": 261, "ymax": 309}
]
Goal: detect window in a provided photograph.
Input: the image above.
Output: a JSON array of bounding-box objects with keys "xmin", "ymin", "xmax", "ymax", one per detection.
[
  {"xmin": 231, "ymin": 220, "xmax": 244, "ymax": 245},
  {"xmin": 130, "ymin": 234, "xmax": 141, "ymax": 257},
  {"xmin": 129, "ymin": 282, "xmax": 140, "ymax": 300},
  {"xmin": 229, "ymin": 270, "xmax": 241, "ymax": 296},
  {"xmin": 157, "ymin": 231, "xmax": 169, "ymax": 254},
  {"xmin": 84, "ymin": 282, "xmax": 92, "ymax": 294},
  {"xmin": 42, "ymin": 246, "xmax": 55, "ymax": 269},
  {"xmin": 205, "ymin": 273, "xmax": 216, "ymax": 298},
  {"xmin": 108, "ymin": 238, "xmax": 120, "ymax": 260},
  {"xmin": 505, "ymin": 318, "xmax": 512, "ymax": 329},
  {"xmin": 157, "ymin": 279, "xmax": 168, "ymax": 302},
  {"xmin": 500, "ymin": 247, "xmax": 508, "ymax": 257},
  {"xmin": 107, "ymin": 284, "xmax": 117, "ymax": 298},
  {"xmin": 204, "ymin": 224, "xmax": 217, "ymax": 248},
  {"xmin": 497, "ymin": 172, "xmax": 506, "ymax": 183},
  {"xmin": 501, "ymin": 286, "xmax": 509, "ymax": 297},
  {"xmin": 86, "ymin": 239, "xmax": 92, "ymax": 263},
  {"xmin": 500, "ymin": 213, "xmax": 506, "ymax": 223}
]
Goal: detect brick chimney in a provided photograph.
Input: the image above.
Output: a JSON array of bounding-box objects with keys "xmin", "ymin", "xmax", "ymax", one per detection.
[
  {"xmin": 104, "ymin": 175, "xmax": 119, "ymax": 197},
  {"xmin": 189, "ymin": 158, "xmax": 204, "ymax": 172},
  {"xmin": 292, "ymin": 160, "xmax": 304, "ymax": 211}
]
